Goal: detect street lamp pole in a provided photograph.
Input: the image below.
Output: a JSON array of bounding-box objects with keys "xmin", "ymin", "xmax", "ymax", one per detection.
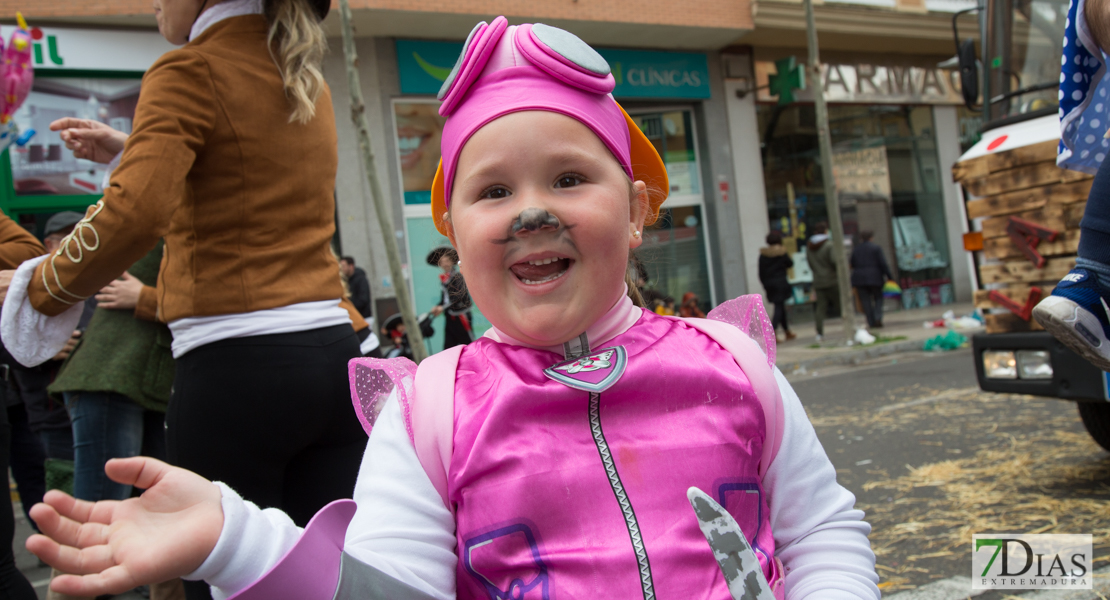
[{"xmin": 805, "ymin": 0, "xmax": 857, "ymax": 343}]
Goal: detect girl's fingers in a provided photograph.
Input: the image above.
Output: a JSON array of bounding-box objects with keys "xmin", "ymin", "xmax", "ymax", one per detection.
[
  {"xmin": 27, "ymin": 504, "xmax": 108, "ymax": 548},
  {"xmin": 50, "ymin": 565, "xmax": 139, "ymax": 597},
  {"xmin": 42, "ymin": 490, "xmax": 116, "ymax": 525},
  {"xmin": 26, "ymin": 535, "xmax": 118, "ymax": 575},
  {"xmin": 105, "ymin": 457, "xmax": 172, "ymax": 490}
]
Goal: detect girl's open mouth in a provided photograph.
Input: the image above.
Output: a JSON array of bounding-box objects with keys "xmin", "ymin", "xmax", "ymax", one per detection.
[{"xmin": 509, "ymin": 257, "xmax": 572, "ymax": 286}]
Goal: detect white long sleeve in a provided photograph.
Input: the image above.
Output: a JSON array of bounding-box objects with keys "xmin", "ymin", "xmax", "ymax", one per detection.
[
  {"xmin": 186, "ymin": 482, "xmax": 305, "ymax": 600},
  {"xmin": 187, "ymin": 395, "xmax": 458, "ymax": 599},
  {"xmin": 765, "ymin": 368, "xmax": 881, "ymax": 599},
  {"xmin": 195, "ymin": 372, "xmax": 879, "ymax": 599}
]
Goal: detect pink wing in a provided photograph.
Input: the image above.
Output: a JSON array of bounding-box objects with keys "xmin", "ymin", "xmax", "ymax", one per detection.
[
  {"xmin": 1, "ymin": 29, "xmax": 33, "ymax": 122},
  {"xmin": 348, "ymin": 357, "xmax": 417, "ymax": 442},
  {"xmin": 707, "ymin": 294, "xmax": 777, "ymax": 368}
]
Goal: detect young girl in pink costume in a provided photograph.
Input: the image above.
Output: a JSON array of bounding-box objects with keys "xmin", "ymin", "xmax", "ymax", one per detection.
[{"xmin": 27, "ymin": 17, "xmax": 881, "ymax": 600}]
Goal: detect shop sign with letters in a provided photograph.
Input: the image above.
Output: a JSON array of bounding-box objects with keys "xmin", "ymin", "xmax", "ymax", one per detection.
[{"xmin": 755, "ymin": 60, "xmax": 964, "ymax": 105}]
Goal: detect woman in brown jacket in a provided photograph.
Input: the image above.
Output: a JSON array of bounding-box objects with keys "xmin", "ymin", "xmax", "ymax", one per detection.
[{"xmin": 1, "ymin": 1, "xmax": 365, "ymax": 598}]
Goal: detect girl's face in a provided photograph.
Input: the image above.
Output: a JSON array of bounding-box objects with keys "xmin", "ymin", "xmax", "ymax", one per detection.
[{"xmin": 446, "ymin": 111, "xmax": 648, "ymax": 347}]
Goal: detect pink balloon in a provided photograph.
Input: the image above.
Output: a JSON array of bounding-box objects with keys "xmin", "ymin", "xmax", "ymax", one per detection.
[{"xmin": 0, "ymin": 27, "xmax": 34, "ymax": 123}]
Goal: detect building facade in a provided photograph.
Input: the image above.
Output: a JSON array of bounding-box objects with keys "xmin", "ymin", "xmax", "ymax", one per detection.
[{"xmin": 2, "ymin": 0, "xmax": 1042, "ymax": 345}]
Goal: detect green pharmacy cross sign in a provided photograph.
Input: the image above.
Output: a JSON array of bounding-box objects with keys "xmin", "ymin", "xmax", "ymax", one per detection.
[{"xmin": 768, "ymin": 56, "xmax": 805, "ymax": 105}]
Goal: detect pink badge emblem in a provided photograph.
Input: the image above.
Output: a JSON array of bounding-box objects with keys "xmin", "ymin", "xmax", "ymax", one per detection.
[{"xmin": 543, "ymin": 346, "xmax": 627, "ymax": 393}]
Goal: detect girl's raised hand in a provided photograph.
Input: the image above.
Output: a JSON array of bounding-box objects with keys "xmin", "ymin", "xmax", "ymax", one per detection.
[{"xmin": 26, "ymin": 457, "xmax": 224, "ymax": 596}]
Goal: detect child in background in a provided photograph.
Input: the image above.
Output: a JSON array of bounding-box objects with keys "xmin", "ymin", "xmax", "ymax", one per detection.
[
  {"xmin": 1035, "ymin": 0, "xmax": 1110, "ymax": 368},
  {"xmin": 28, "ymin": 18, "xmax": 880, "ymax": 600}
]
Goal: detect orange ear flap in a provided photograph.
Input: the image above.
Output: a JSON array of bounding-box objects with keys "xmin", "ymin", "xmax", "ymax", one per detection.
[
  {"xmin": 432, "ymin": 159, "xmax": 449, "ymax": 236},
  {"xmin": 618, "ymin": 103, "xmax": 668, "ymax": 226}
]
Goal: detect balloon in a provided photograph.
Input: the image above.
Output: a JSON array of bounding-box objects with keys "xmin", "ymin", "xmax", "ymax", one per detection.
[{"xmin": 0, "ymin": 13, "xmax": 34, "ymax": 125}]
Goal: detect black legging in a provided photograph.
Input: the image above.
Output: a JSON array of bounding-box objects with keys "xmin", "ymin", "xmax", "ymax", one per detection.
[
  {"xmin": 771, "ymin": 299, "xmax": 789, "ymax": 333},
  {"xmin": 167, "ymin": 324, "xmax": 366, "ymax": 600},
  {"xmin": 0, "ymin": 396, "xmax": 37, "ymax": 600},
  {"xmin": 443, "ymin": 312, "xmax": 473, "ymax": 351},
  {"xmin": 856, "ymin": 285, "xmax": 884, "ymax": 328}
]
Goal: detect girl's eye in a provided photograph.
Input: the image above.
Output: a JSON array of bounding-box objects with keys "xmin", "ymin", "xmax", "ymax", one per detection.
[
  {"xmin": 480, "ymin": 186, "xmax": 511, "ymax": 200},
  {"xmin": 555, "ymin": 174, "xmax": 584, "ymax": 189}
]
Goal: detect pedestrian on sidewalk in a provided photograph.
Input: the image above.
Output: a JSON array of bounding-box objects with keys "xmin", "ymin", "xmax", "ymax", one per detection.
[
  {"xmin": 427, "ymin": 246, "xmax": 473, "ymax": 351},
  {"xmin": 850, "ymin": 230, "xmax": 893, "ymax": 329},
  {"xmin": 679, "ymin": 291, "xmax": 705, "ymax": 318},
  {"xmin": 339, "ymin": 256, "xmax": 373, "ymax": 319},
  {"xmin": 807, "ymin": 222, "xmax": 839, "ymax": 342},
  {"xmin": 0, "ymin": 1, "xmax": 365, "ymax": 599},
  {"xmin": 759, "ymin": 230, "xmax": 796, "ymax": 341}
]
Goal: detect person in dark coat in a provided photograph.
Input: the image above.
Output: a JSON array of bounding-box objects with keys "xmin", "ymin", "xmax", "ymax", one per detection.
[
  {"xmin": 340, "ymin": 256, "xmax": 373, "ymax": 318},
  {"xmin": 807, "ymin": 222, "xmax": 839, "ymax": 341},
  {"xmin": 850, "ymin": 230, "xmax": 894, "ymax": 329},
  {"xmin": 758, "ymin": 231, "xmax": 796, "ymax": 341},
  {"xmin": 427, "ymin": 246, "xmax": 474, "ymax": 351}
]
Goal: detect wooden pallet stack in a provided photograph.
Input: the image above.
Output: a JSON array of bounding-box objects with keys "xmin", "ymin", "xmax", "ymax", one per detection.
[{"xmin": 952, "ymin": 139, "xmax": 1093, "ymax": 334}]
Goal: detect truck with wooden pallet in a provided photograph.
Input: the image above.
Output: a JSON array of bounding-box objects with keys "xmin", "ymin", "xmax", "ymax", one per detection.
[{"xmin": 951, "ymin": 0, "xmax": 1110, "ymax": 450}]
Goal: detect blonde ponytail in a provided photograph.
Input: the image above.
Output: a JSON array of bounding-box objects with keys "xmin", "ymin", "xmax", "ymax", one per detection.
[{"xmin": 265, "ymin": 0, "xmax": 326, "ymax": 124}]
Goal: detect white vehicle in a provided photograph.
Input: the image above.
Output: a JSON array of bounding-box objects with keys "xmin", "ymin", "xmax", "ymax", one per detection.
[{"xmin": 952, "ymin": 0, "xmax": 1110, "ymax": 451}]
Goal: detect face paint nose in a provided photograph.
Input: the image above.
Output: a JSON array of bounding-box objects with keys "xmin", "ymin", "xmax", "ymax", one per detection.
[{"xmin": 511, "ymin": 208, "xmax": 561, "ymax": 236}]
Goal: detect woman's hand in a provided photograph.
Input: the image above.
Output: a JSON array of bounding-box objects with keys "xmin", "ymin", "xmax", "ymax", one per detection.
[
  {"xmin": 52, "ymin": 330, "xmax": 82, "ymax": 361},
  {"xmin": 26, "ymin": 457, "xmax": 224, "ymax": 596},
  {"xmin": 49, "ymin": 118, "xmax": 129, "ymax": 164},
  {"xmin": 95, "ymin": 273, "xmax": 142, "ymax": 310}
]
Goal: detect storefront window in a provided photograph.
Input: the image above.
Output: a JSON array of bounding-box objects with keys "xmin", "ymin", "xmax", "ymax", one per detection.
[
  {"xmin": 630, "ymin": 109, "xmax": 714, "ymax": 311},
  {"xmin": 757, "ymin": 103, "xmax": 953, "ymax": 308},
  {"xmin": 632, "ymin": 111, "xmax": 700, "ymax": 198},
  {"xmin": 12, "ymin": 77, "xmax": 140, "ymax": 198},
  {"xmin": 635, "ymin": 206, "xmax": 713, "ymax": 315}
]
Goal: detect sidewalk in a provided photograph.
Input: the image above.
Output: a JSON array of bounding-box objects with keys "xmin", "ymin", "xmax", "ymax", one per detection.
[{"xmin": 774, "ymin": 301, "xmax": 983, "ymax": 375}]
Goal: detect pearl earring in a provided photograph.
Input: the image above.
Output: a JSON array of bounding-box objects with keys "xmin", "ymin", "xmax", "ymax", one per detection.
[{"xmin": 633, "ymin": 230, "xmax": 641, "ymax": 238}]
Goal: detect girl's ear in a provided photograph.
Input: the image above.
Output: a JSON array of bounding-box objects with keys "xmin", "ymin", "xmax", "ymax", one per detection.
[
  {"xmin": 629, "ymin": 180, "xmax": 649, "ymax": 250},
  {"xmin": 444, "ymin": 211, "xmax": 459, "ymax": 247}
]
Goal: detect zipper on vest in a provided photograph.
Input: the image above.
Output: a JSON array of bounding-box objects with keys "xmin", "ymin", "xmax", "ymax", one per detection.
[{"xmin": 588, "ymin": 391, "xmax": 655, "ymax": 600}]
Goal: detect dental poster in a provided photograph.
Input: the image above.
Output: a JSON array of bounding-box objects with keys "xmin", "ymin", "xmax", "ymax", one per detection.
[{"xmin": 394, "ymin": 101, "xmax": 446, "ymax": 205}]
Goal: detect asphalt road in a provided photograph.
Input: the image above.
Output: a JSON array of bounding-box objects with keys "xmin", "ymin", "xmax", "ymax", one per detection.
[{"xmin": 790, "ymin": 348, "xmax": 1110, "ymax": 598}]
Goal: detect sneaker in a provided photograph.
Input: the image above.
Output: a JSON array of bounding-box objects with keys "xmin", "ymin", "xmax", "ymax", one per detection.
[
  {"xmin": 1032, "ymin": 267, "xmax": 1110, "ymax": 370},
  {"xmin": 815, "ymin": 333, "xmax": 824, "ymax": 342}
]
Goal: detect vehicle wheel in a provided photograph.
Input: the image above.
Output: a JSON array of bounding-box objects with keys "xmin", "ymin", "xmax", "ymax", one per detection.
[{"xmin": 1078, "ymin": 402, "xmax": 1110, "ymax": 452}]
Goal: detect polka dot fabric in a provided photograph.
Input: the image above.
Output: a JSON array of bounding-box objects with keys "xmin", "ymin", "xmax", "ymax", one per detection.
[
  {"xmin": 1060, "ymin": 0, "xmax": 1110, "ymax": 174},
  {"xmin": 348, "ymin": 357, "xmax": 418, "ymax": 442}
]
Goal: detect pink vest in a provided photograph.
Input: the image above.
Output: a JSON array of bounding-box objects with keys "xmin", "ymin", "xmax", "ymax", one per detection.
[
  {"xmin": 343, "ymin": 295, "xmax": 785, "ymax": 599},
  {"xmin": 448, "ymin": 309, "xmax": 778, "ymax": 600}
]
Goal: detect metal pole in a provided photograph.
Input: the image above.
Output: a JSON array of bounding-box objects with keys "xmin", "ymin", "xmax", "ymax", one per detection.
[
  {"xmin": 804, "ymin": 0, "xmax": 857, "ymax": 342},
  {"xmin": 337, "ymin": 0, "xmax": 428, "ymax": 362}
]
